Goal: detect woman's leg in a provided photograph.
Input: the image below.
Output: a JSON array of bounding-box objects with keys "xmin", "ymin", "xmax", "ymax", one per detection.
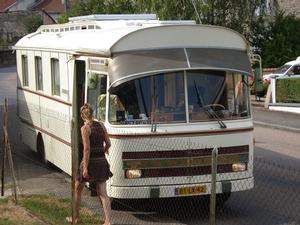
[
  {"xmin": 96, "ymin": 181, "xmax": 112, "ymax": 225},
  {"xmin": 66, "ymin": 180, "xmax": 84, "ymax": 223},
  {"xmin": 75, "ymin": 180, "xmax": 84, "ymax": 221}
]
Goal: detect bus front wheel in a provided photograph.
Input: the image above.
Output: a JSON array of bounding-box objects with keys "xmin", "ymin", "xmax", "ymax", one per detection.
[{"xmin": 216, "ymin": 193, "xmax": 231, "ymax": 207}]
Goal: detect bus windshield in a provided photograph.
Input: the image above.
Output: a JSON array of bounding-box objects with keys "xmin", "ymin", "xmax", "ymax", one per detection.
[{"xmin": 108, "ymin": 70, "xmax": 250, "ymax": 125}]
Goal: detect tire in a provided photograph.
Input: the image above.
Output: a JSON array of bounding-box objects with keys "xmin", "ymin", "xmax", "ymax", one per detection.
[
  {"xmin": 37, "ymin": 134, "xmax": 47, "ymax": 165},
  {"xmin": 216, "ymin": 192, "xmax": 231, "ymax": 208},
  {"xmin": 111, "ymin": 198, "xmax": 126, "ymax": 210}
]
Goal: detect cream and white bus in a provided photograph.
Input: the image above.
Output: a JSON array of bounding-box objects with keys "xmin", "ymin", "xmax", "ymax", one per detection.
[{"xmin": 14, "ymin": 14, "xmax": 254, "ymax": 200}]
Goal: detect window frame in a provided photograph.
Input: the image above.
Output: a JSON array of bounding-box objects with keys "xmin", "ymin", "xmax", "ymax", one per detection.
[
  {"xmin": 35, "ymin": 56, "xmax": 43, "ymax": 91},
  {"xmin": 107, "ymin": 70, "xmax": 251, "ymax": 126},
  {"xmin": 21, "ymin": 55, "xmax": 29, "ymax": 87},
  {"xmin": 86, "ymin": 72, "xmax": 108, "ymax": 121},
  {"xmin": 108, "ymin": 72, "xmax": 186, "ymax": 125},
  {"xmin": 51, "ymin": 58, "xmax": 60, "ymax": 96}
]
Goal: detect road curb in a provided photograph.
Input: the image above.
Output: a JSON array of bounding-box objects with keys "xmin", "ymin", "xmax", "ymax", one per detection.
[
  {"xmin": 251, "ymin": 102, "xmax": 265, "ymax": 108},
  {"xmin": 254, "ymin": 121, "xmax": 300, "ymax": 133}
]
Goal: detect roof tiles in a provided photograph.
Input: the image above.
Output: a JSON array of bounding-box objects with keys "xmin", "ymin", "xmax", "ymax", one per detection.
[{"xmin": 0, "ymin": 0, "xmax": 16, "ymax": 12}]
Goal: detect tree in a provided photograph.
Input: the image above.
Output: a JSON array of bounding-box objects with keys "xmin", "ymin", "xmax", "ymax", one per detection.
[
  {"xmin": 58, "ymin": 0, "xmax": 276, "ymax": 60},
  {"xmin": 141, "ymin": 0, "xmax": 197, "ymax": 21},
  {"xmin": 59, "ymin": 0, "xmax": 138, "ymax": 23},
  {"xmin": 24, "ymin": 14, "xmax": 43, "ymax": 33},
  {"xmin": 260, "ymin": 13, "xmax": 300, "ymax": 67},
  {"xmin": 197, "ymin": 0, "xmax": 272, "ymax": 49},
  {"xmin": 59, "ymin": 0, "xmax": 199, "ymax": 22}
]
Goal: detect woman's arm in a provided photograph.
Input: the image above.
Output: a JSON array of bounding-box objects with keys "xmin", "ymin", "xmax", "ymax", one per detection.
[
  {"xmin": 100, "ymin": 122, "xmax": 111, "ymax": 154},
  {"xmin": 81, "ymin": 125, "xmax": 91, "ymax": 178}
]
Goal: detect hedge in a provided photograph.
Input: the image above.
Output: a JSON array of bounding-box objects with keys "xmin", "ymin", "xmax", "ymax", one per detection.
[{"xmin": 276, "ymin": 77, "xmax": 300, "ymax": 103}]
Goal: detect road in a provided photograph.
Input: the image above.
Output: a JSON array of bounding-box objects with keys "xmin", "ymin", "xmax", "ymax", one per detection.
[
  {"xmin": 0, "ymin": 66, "xmax": 299, "ymax": 225},
  {"xmin": 0, "ymin": 66, "xmax": 17, "ymax": 105}
]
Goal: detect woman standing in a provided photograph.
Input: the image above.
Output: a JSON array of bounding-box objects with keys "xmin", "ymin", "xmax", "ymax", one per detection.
[{"xmin": 67, "ymin": 103, "xmax": 112, "ymax": 225}]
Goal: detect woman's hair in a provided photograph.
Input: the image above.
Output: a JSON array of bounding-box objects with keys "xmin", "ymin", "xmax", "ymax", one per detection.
[{"xmin": 80, "ymin": 103, "xmax": 93, "ymax": 120}]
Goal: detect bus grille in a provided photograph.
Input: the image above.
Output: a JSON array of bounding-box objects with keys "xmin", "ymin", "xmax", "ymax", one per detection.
[{"xmin": 122, "ymin": 145, "xmax": 249, "ymax": 178}]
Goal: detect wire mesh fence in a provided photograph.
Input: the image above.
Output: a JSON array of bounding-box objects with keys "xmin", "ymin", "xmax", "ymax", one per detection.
[
  {"xmin": 73, "ymin": 132, "xmax": 299, "ymax": 225},
  {"xmin": 1, "ymin": 140, "xmax": 300, "ymax": 225},
  {"xmin": 1, "ymin": 103, "xmax": 300, "ymax": 225}
]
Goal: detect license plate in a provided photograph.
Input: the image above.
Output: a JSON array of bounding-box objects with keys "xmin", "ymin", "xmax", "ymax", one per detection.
[{"xmin": 175, "ymin": 185, "xmax": 207, "ymax": 196}]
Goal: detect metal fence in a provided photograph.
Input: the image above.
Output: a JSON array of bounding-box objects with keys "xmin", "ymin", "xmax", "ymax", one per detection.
[
  {"xmin": 1, "ymin": 101, "xmax": 300, "ymax": 225},
  {"xmin": 74, "ymin": 134, "xmax": 300, "ymax": 225},
  {"xmin": 75, "ymin": 146, "xmax": 299, "ymax": 225}
]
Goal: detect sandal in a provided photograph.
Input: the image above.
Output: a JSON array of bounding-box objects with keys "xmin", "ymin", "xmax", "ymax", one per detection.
[
  {"xmin": 102, "ymin": 222, "xmax": 112, "ymax": 225},
  {"xmin": 65, "ymin": 216, "xmax": 82, "ymax": 224}
]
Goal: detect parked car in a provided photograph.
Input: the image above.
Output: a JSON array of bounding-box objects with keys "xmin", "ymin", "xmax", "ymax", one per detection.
[{"xmin": 263, "ymin": 56, "xmax": 300, "ymax": 83}]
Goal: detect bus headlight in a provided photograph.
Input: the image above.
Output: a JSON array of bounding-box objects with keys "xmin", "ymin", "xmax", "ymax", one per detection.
[
  {"xmin": 232, "ymin": 163, "xmax": 246, "ymax": 172},
  {"xmin": 125, "ymin": 169, "xmax": 142, "ymax": 179}
]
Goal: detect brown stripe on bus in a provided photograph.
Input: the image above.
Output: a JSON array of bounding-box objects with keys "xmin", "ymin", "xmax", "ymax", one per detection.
[
  {"xmin": 108, "ymin": 127, "xmax": 254, "ymax": 139},
  {"xmin": 122, "ymin": 145, "xmax": 249, "ymax": 159},
  {"xmin": 123, "ymin": 153, "xmax": 249, "ymax": 170},
  {"xmin": 17, "ymin": 86, "xmax": 72, "ymax": 106}
]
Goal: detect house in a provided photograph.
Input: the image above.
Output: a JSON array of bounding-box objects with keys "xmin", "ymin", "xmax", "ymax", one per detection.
[
  {"xmin": 29, "ymin": 0, "xmax": 65, "ymax": 24},
  {"xmin": 0, "ymin": 0, "xmax": 66, "ymax": 23},
  {"xmin": 2, "ymin": 0, "xmax": 38, "ymax": 12},
  {"xmin": 0, "ymin": 0, "xmax": 66, "ymax": 55},
  {"xmin": 277, "ymin": 0, "xmax": 300, "ymax": 17},
  {"xmin": 268, "ymin": 0, "xmax": 300, "ymax": 17},
  {"xmin": 0, "ymin": 0, "xmax": 16, "ymax": 12}
]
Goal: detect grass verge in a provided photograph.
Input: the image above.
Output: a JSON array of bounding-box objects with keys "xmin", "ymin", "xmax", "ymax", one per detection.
[
  {"xmin": 0, "ymin": 195, "xmax": 101, "ymax": 225},
  {"xmin": 0, "ymin": 197, "xmax": 40, "ymax": 225}
]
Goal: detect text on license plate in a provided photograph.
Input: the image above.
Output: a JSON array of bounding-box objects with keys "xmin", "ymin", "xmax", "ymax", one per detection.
[{"xmin": 175, "ymin": 185, "xmax": 207, "ymax": 196}]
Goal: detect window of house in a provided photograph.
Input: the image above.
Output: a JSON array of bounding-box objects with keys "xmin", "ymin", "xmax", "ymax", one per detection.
[
  {"xmin": 51, "ymin": 58, "xmax": 60, "ymax": 96},
  {"xmin": 22, "ymin": 55, "xmax": 29, "ymax": 86},
  {"xmin": 35, "ymin": 56, "xmax": 43, "ymax": 91}
]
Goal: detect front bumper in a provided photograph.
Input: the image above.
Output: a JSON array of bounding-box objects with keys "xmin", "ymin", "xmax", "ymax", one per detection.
[{"xmin": 108, "ymin": 176, "xmax": 254, "ymax": 199}]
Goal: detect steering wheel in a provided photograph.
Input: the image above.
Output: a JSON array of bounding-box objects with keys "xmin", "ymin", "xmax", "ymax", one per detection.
[{"xmin": 202, "ymin": 104, "xmax": 225, "ymax": 111}]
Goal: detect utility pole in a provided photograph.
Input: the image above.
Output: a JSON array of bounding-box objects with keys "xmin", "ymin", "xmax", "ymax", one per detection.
[
  {"xmin": 63, "ymin": 0, "xmax": 70, "ymax": 14},
  {"xmin": 191, "ymin": 0, "xmax": 202, "ymax": 24}
]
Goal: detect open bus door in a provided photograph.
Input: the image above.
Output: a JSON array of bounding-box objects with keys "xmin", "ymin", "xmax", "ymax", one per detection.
[
  {"xmin": 71, "ymin": 59, "xmax": 86, "ymax": 222},
  {"xmin": 72, "ymin": 59, "xmax": 86, "ymax": 175}
]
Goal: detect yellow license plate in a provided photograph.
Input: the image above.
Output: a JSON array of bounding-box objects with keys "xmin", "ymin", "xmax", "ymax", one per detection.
[{"xmin": 175, "ymin": 185, "xmax": 207, "ymax": 196}]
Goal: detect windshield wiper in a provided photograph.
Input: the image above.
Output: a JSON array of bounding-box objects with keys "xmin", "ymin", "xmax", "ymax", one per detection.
[
  {"xmin": 194, "ymin": 80, "xmax": 227, "ymax": 129},
  {"xmin": 151, "ymin": 77, "xmax": 157, "ymax": 132}
]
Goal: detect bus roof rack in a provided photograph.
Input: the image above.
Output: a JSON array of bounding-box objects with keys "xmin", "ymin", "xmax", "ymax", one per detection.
[{"xmin": 69, "ymin": 14, "xmax": 157, "ymax": 22}]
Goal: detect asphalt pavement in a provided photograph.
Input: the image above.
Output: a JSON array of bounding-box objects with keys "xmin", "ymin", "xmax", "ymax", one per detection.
[{"xmin": 251, "ymin": 96, "xmax": 300, "ymax": 132}]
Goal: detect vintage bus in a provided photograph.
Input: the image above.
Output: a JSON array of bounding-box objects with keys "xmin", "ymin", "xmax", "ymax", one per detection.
[{"xmin": 14, "ymin": 14, "xmax": 254, "ymax": 200}]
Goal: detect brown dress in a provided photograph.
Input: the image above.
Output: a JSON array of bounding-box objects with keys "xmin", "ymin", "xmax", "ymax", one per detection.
[{"xmin": 78, "ymin": 121, "xmax": 113, "ymax": 182}]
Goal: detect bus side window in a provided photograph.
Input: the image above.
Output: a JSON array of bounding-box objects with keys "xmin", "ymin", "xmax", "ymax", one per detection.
[
  {"xmin": 22, "ymin": 55, "xmax": 29, "ymax": 86},
  {"xmin": 51, "ymin": 58, "xmax": 60, "ymax": 96}
]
